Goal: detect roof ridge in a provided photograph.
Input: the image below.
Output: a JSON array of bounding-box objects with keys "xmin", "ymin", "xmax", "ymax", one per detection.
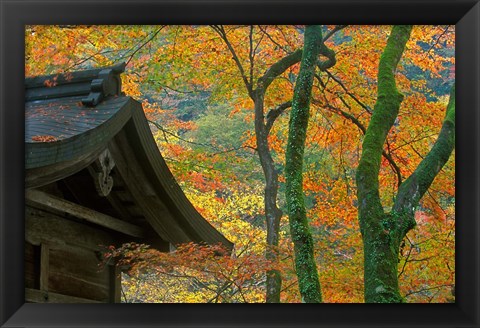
[{"xmin": 25, "ymin": 63, "xmax": 126, "ymax": 106}]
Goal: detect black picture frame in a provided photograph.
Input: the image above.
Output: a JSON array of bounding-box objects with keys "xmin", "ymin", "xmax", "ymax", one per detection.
[{"xmin": 1, "ymin": 0, "xmax": 479, "ymax": 327}]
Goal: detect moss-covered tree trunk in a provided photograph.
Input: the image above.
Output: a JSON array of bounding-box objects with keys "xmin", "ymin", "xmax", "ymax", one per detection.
[
  {"xmin": 285, "ymin": 25, "xmax": 323, "ymax": 303},
  {"xmin": 356, "ymin": 25, "xmax": 456, "ymax": 303}
]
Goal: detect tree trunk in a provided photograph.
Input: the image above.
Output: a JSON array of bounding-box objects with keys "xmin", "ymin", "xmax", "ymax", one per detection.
[
  {"xmin": 254, "ymin": 92, "xmax": 283, "ymax": 303},
  {"xmin": 356, "ymin": 25, "xmax": 411, "ymax": 303},
  {"xmin": 251, "ymin": 40, "xmax": 302, "ymax": 304},
  {"xmin": 285, "ymin": 25, "xmax": 323, "ymax": 303},
  {"xmin": 361, "ymin": 214, "xmax": 403, "ymax": 303},
  {"xmin": 356, "ymin": 25, "xmax": 455, "ymax": 302},
  {"xmin": 213, "ymin": 25, "xmax": 339, "ymax": 303}
]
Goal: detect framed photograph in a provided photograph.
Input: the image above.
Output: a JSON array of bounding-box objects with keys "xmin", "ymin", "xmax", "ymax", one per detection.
[{"xmin": 1, "ymin": 0, "xmax": 479, "ymax": 327}]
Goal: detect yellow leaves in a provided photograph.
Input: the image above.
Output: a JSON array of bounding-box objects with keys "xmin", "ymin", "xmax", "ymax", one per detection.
[
  {"xmin": 230, "ymin": 98, "xmax": 254, "ymax": 117},
  {"xmin": 184, "ymin": 187, "xmax": 266, "ymax": 251},
  {"xmin": 108, "ymin": 241, "xmax": 273, "ymax": 303},
  {"xmin": 27, "ymin": 25, "xmax": 455, "ymax": 303},
  {"xmin": 121, "ymin": 74, "xmax": 142, "ymax": 97}
]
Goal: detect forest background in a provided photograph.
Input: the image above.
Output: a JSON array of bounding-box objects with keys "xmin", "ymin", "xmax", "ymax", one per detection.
[{"xmin": 25, "ymin": 25, "xmax": 455, "ymax": 303}]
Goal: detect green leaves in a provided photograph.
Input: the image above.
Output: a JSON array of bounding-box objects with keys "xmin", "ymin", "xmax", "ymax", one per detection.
[{"xmin": 26, "ymin": 25, "xmax": 455, "ymax": 303}]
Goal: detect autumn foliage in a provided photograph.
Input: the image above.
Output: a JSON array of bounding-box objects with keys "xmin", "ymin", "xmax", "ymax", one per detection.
[
  {"xmin": 26, "ymin": 25, "xmax": 455, "ymax": 303},
  {"xmin": 101, "ymin": 242, "xmax": 279, "ymax": 303}
]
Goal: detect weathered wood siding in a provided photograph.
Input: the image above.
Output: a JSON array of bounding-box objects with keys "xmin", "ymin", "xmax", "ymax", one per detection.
[
  {"xmin": 48, "ymin": 246, "xmax": 109, "ymax": 301},
  {"xmin": 25, "ymin": 205, "xmax": 120, "ymax": 303}
]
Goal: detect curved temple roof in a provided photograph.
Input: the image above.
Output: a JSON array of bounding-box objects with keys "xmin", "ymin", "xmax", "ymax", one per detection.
[{"xmin": 25, "ymin": 63, "xmax": 233, "ymax": 251}]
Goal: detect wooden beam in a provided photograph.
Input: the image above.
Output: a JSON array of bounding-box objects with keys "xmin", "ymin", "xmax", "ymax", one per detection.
[
  {"xmin": 25, "ymin": 288, "xmax": 102, "ymax": 303},
  {"xmin": 26, "ymin": 189, "xmax": 145, "ymax": 238},
  {"xmin": 26, "ymin": 206, "xmax": 116, "ymax": 252}
]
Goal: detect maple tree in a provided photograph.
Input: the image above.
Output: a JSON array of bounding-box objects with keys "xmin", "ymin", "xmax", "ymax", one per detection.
[
  {"xmin": 208, "ymin": 25, "xmax": 344, "ymax": 302},
  {"xmin": 102, "ymin": 242, "xmax": 273, "ymax": 303},
  {"xmin": 25, "ymin": 25, "xmax": 455, "ymax": 303},
  {"xmin": 209, "ymin": 25, "xmax": 293, "ymax": 302},
  {"xmin": 356, "ymin": 25, "xmax": 455, "ymax": 302}
]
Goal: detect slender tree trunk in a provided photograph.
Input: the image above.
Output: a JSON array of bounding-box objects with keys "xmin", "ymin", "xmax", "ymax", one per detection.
[
  {"xmin": 211, "ymin": 25, "xmax": 297, "ymax": 303},
  {"xmin": 253, "ymin": 92, "xmax": 283, "ymax": 303},
  {"xmin": 249, "ymin": 44, "xmax": 303, "ymax": 304},
  {"xmin": 285, "ymin": 25, "xmax": 323, "ymax": 303},
  {"xmin": 356, "ymin": 25, "xmax": 455, "ymax": 302}
]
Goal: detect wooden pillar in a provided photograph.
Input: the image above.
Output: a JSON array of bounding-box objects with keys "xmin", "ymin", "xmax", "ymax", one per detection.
[
  {"xmin": 39, "ymin": 243, "xmax": 49, "ymax": 292},
  {"xmin": 109, "ymin": 264, "xmax": 121, "ymax": 303}
]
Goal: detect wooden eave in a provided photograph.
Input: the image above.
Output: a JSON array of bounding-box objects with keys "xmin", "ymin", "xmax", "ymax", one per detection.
[{"xmin": 25, "ymin": 65, "xmax": 233, "ymax": 251}]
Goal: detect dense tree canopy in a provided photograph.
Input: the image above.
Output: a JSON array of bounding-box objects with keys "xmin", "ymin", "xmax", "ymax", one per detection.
[{"xmin": 26, "ymin": 25, "xmax": 455, "ymax": 303}]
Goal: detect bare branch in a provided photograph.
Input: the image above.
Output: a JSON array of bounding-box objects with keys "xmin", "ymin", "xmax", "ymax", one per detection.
[
  {"xmin": 249, "ymin": 25, "xmax": 255, "ymax": 87},
  {"xmin": 404, "ymin": 284, "xmax": 454, "ymax": 298},
  {"xmin": 313, "ymin": 74, "xmax": 403, "ymax": 186},
  {"xmin": 64, "ymin": 49, "xmax": 119, "ymax": 72},
  {"xmin": 126, "ymin": 27, "xmax": 164, "ymax": 66},
  {"xmin": 323, "ymin": 25, "xmax": 347, "ymax": 42},
  {"xmin": 257, "ymin": 49, "xmax": 302, "ymax": 91},
  {"xmin": 148, "ymin": 119, "xmax": 255, "ymax": 154},
  {"xmin": 258, "ymin": 25, "xmax": 290, "ymax": 53},
  {"xmin": 211, "ymin": 25, "xmax": 253, "ymax": 97},
  {"xmin": 424, "ymin": 26, "xmax": 451, "ymax": 58},
  {"xmin": 324, "ymin": 70, "xmax": 373, "ymax": 114}
]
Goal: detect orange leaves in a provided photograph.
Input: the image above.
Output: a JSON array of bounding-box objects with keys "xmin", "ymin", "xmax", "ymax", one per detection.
[
  {"xmin": 172, "ymin": 119, "xmax": 197, "ymax": 131},
  {"xmin": 266, "ymin": 133, "xmax": 284, "ymax": 154},
  {"xmin": 229, "ymin": 98, "xmax": 253, "ymax": 117},
  {"xmin": 241, "ymin": 130, "xmax": 257, "ymax": 149},
  {"xmin": 27, "ymin": 25, "xmax": 456, "ymax": 303},
  {"xmin": 43, "ymin": 75, "xmax": 58, "ymax": 87},
  {"xmin": 407, "ymin": 25, "xmax": 455, "ymax": 80},
  {"xmin": 164, "ymin": 143, "xmax": 185, "ymax": 157},
  {"xmin": 31, "ymin": 135, "xmax": 58, "ymax": 142},
  {"xmin": 302, "ymin": 174, "xmax": 324, "ymax": 194},
  {"xmin": 187, "ymin": 171, "xmax": 211, "ymax": 193},
  {"xmin": 141, "ymin": 100, "xmax": 164, "ymax": 121},
  {"xmin": 105, "ymin": 241, "xmax": 275, "ymax": 303}
]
